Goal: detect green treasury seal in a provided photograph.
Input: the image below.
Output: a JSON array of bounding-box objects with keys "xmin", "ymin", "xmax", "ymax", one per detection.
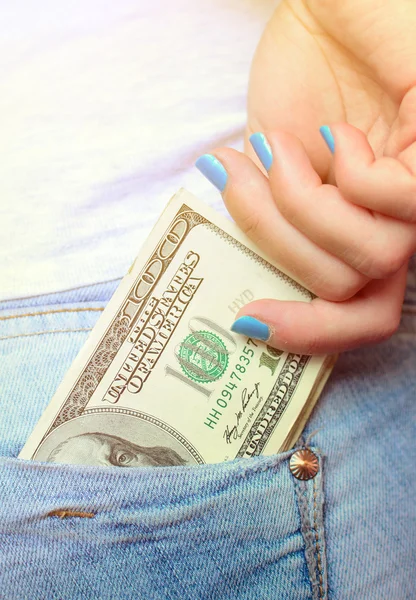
[{"xmin": 179, "ymin": 330, "xmax": 229, "ymax": 384}]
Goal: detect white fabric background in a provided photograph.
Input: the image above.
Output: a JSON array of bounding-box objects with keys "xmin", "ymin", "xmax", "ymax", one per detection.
[{"xmin": 0, "ymin": 0, "xmax": 276, "ymax": 301}]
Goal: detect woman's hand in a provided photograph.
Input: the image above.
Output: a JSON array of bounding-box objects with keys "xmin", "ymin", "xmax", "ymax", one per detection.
[{"xmin": 196, "ymin": 0, "xmax": 416, "ymax": 354}]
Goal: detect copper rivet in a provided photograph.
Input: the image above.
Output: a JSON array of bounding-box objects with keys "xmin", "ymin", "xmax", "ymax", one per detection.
[{"xmin": 289, "ymin": 448, "xmax": 319, "ymax": 481}]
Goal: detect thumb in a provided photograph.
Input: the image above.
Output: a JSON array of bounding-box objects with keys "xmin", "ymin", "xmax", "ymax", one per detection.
[{"xmin": 230, "ymin": 266, "xmax": 408, "ymax": 355}]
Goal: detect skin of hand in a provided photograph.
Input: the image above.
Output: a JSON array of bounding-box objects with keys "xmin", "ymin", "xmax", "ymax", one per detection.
[{"xmin": 206, "ymin": 0, "xmax": 416, "ymax": 354}]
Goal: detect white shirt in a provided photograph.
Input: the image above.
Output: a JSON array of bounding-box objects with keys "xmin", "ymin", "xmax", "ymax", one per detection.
[{"xmin": 0, "ymin": 0, "xmax": 275, "ymax": 300}]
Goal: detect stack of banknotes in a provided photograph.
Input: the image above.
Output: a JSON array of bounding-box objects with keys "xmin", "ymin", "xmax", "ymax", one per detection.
[{"xmin": 19, "ymin": 190, "xmax": 335, "ymax": 467}]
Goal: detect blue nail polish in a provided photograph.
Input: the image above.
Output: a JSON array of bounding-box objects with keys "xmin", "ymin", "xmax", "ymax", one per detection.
[
  {"xmin": 195, "ymin": 154, "xmax": 228, "ymax": 192},
  {"xmin": 231, "ymin": 316, "xmax": 270, "ymax": 342},
  {"xmin": 319, "ymin": 125, "xmax": 335, "ymax": 153},
  {"xmin": 249, "ymin": 132, "xmax": 273, "ymax": 171}
]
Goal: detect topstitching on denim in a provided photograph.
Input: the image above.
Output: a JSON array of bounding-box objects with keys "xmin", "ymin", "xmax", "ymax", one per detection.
[
  {"xmin": 0, "ymin": 307, "xmax": 104, "ymax": 321},
  {"xmin": 293, "ymin": 449, "xmax": 327, "ymax": 600}
]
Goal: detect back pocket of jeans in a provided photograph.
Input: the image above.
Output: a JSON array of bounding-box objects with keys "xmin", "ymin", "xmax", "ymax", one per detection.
[{"xmin": 0, "ymin": 300, "xmax": 327, "ymax": 600}]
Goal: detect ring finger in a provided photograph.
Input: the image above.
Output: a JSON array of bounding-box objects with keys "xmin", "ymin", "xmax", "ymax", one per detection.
[{"xmin": 249, "ymin": 130, "xmax": 416, "ymax": 280}]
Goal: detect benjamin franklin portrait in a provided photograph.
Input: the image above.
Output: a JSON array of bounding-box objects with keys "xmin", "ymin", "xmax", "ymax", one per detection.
[
  {"xmin": 48, "ymin": 432, "xmax": 187, "ymax": 467},
  {"xmin": 34, "ymin": 411, "xmax": 199, "ymax": 466}
]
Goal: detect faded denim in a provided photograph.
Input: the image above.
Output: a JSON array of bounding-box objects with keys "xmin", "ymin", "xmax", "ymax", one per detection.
[{"xmin": 0, "ymin": 256, "xmax": 415, "ymax": 599}]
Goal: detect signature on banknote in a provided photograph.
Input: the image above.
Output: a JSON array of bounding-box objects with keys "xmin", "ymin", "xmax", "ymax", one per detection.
[{"xmin": 223, "ymin": 382, "xmax": 262, "ymax": 444}]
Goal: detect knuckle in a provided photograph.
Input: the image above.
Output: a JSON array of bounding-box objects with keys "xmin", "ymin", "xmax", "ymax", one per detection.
[
  {"xmin": 370, "ymin": 250, "xmax": 407, "ymax": 279},
  {"xmin": 403, "ymin": 206, "xmax": 416, "ymax": 224},
  {"xmin": 361, "ymin": 235, "xmax": 409, "ymax": 279},
  {"xmin": 336, "ymin": 168, "xmax": 365, "ymax": 203},
  {"xmin": 274, "ymin": 192, "xmax": 299, "ymax": 224},
  {"xmin": 402, "ymin": 184, "xmax": 416, "ymax": 222},
  {"xmin": 305, "ymin": 270, "xmax": 365, "ymax": 302},
  {"xmin": 239, "ymin": 210, "xmax": 262, "ymax": 240},
  {"xmin": 328, "ymin": 284, "xmax": 361, "ymax": 302},
  {"xmin": 374, "ymin": 313, "xmax": 401, "ymax": 343},
  {"xmin": 302, "ymin": 333, "xmax": 323, "ymax": 355}
]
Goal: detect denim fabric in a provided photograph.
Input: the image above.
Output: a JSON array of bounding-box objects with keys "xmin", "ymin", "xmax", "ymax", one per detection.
[
  {"xmin": 0, "ymin": 453, "xmax": 326, "ymax": 600},
  {"xmin": 0, "ymin": 257, "xmax": 415, "ymax": 599}
]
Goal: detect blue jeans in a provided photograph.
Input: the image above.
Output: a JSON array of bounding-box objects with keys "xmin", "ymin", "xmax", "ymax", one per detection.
[{"xmin": 1, "ymin": 258, "xmax": 415, "ymax": 599}]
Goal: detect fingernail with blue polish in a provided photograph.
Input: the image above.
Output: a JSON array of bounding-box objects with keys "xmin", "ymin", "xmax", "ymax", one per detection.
[
  {"xmin": 231, "ymin": 316, "xmax": 271, "ymax": 342},
  {"xmin": 319, "ymin": 125, "xmax": 335, "ymax": 154},
  {"xmin": 195, "ymin": 154, "xmax": 228, "ymax": 192},
  {"xmin": 249, "ymin": 132, "xmax": 273, "ymax": 171}
]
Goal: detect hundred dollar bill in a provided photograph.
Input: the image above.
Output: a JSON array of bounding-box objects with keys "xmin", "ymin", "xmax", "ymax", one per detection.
[{"xmin": 19, "ymin": 189, "xmax": 335, "ymax": 467}]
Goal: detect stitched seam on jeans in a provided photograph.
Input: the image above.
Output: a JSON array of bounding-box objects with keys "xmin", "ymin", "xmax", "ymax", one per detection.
[
  {"xmin": 294, "ymin": 478, "xmax": 320, "ymax": 600},
  {"xmin": 0, "ymin": 276, "xmax": 121, "ymax": 304},
  {"xmin": 313, "ymin": 476, "xmax": 324, "ymax": 600},
  {"xmin": 0, "ymin": 328, "xmax": 93, "ymax": 341},
  {"xmin": 0, "ymin": 307, "xmax": 104, "ymax": 321}
]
